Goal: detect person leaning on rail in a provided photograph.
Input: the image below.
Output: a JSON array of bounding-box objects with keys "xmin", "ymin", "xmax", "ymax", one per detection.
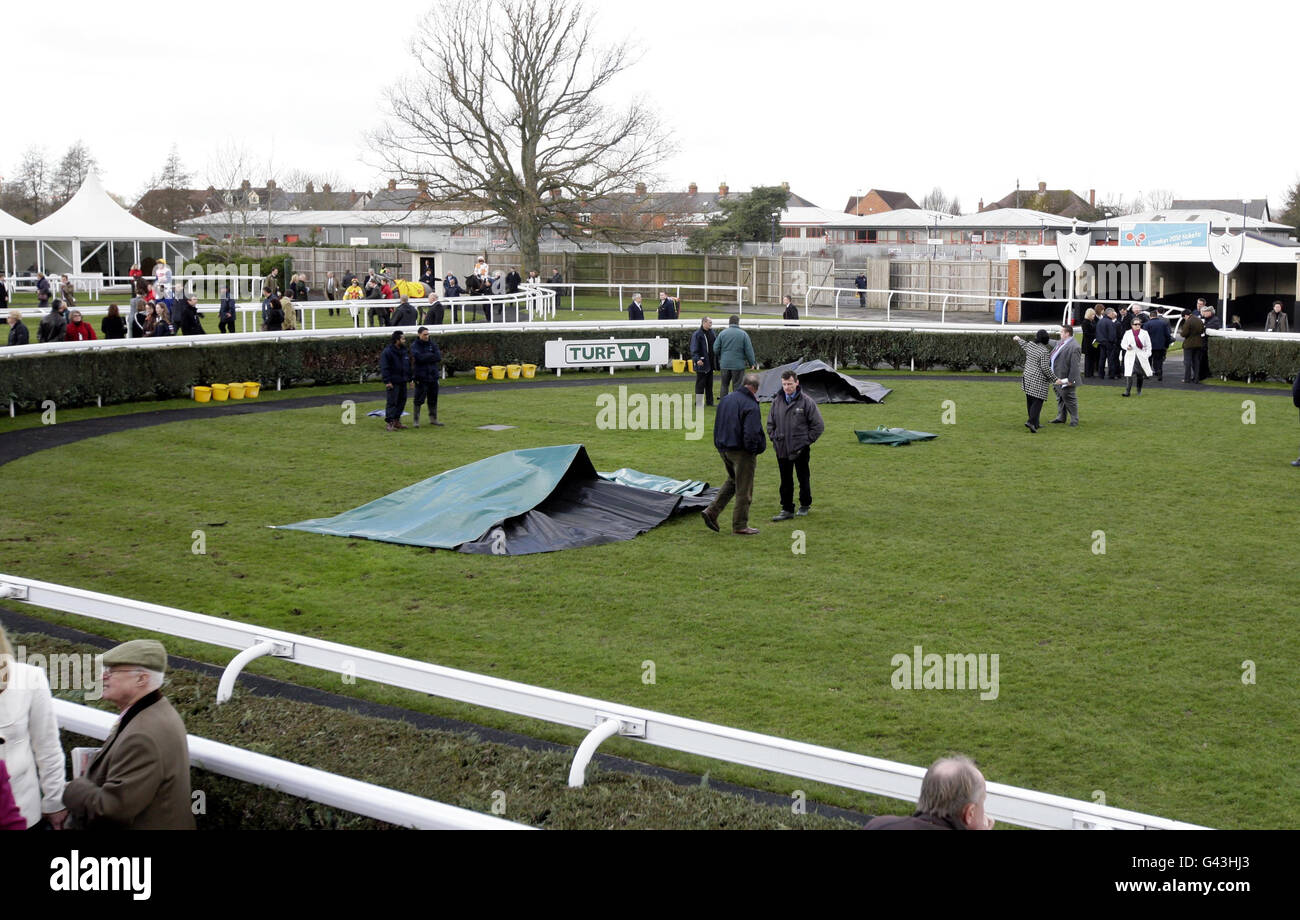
[{"xmin": 863, "ymin": 755, "xmax": 995, "ymax": 830}]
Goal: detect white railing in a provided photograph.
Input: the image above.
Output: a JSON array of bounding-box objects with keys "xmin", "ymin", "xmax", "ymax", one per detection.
[
  {"xmin": 0, "ymin": 574, "xmax": 1204, "ymax": 830},
  {"xmin": 52, "ymin": 699, "xmax": 528, "ymax": 830},
  {"xmin": 804, "ymin": 285, "xmax": 1185, "ymax": 325},
  {"xmin": 542, "ymin": 282, "xmax": 746, "ymax": 314}
]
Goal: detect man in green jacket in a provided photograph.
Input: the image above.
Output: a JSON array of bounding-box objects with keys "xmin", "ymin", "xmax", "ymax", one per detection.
[{"xmin": 714, "ymin": 314, "xmax": 756, "ymax": 397}]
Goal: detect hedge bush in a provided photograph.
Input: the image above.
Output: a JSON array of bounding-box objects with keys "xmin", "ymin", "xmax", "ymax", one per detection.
[{"xmin": 1207, "ymin": 337, "xmax": 1300, "ymax": 382}]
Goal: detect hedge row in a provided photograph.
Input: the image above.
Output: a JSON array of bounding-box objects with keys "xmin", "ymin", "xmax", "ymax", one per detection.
[{"xmin": 5, "ymin": 330, "xmax": 1298, "ymax": 411}]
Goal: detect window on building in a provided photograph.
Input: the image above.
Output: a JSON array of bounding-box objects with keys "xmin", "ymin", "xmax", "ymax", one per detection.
[
  {"xmin": 805, "ymin": 227, "xmax": 825, "ymax": 238},
  {"xmin": 782, "ymin": 227, "xmax": 801, "ymax": 238}
]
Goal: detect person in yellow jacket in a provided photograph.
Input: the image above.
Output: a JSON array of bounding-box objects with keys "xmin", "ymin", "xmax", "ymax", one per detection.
[{"xmin": 342, "ymin": 281, "xmax": 365, "ymax": 323}]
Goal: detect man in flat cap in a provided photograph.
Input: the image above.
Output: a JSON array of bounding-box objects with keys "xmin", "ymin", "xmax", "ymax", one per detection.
[{"xmin": 63, "ymin": 640, "xmax": 194, "ymax": 829}]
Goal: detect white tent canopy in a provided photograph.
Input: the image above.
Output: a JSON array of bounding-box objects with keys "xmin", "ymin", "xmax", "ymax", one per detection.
[
  {"xmin": 7, "ymin": 172, "xmax": 195, "ymax": 282},
  {"xmin": 0, "ymin": 208, "xmax": 33, "ymax": 277}
]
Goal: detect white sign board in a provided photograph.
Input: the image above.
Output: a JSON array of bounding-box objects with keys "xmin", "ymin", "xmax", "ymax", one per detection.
[
  {"xmin": 380, "ymin": 231, "xmax": 401, "ymax": 241},
  {"xmin": 348, "ymin": 237, "xmax": 369, "ymax": 246},
  {"xmin": 545, "ymin": 337, "xmax": 671, "ymax": 368}
]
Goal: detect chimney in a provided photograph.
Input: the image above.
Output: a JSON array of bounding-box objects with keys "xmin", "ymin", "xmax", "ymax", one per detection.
[
  {"xmin": 306, "ymin": 181, "xmax": 315, "ymax": 194},
  {"xmin": 240, "ymin": 179, "xmax": 251, "ymax": 190},
  {"xmin": 1089, "ymin": 188, "xmax": 1095, "ymax": 207},
  {"xmin": 266, "ymin": 179, "xmax": 277, "ymax": 190},
  {"xmin": 688, "ymin": 182, "xmax": 698, "ymax": 195},
  {"xmin": 635, "ymin": 181, "xmax": 647, "ymax": 194},
  {"xmin": 1038, "ymin": 181, "xmax": 1046, "ymax": 193},
  {"xmin": 719, "ymin": 182, "xmax": 729, "ymax": 198},
  {"xmin": 978, "ymin": 198, "xmax": 984, "ymax": 211},
  {"xmin": 322, "ymin": 183, "xmax": 332, "ymax": 194},
  {"xmin": 781, "ymin": 181, "xmax": 790, "ymax": 191},
  {"xmin": 388, "ymin": 179, "xmax": 397, "ymax": 191}
]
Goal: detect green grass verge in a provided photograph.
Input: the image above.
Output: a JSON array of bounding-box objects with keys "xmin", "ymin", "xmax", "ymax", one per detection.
[{"xmin": 2, "ymin": 378, "xmax": 1297, "ymax": 828}]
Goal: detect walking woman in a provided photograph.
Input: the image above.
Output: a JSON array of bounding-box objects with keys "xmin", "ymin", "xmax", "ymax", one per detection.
[
  {"xmin": 1012, "ymin": 329, "xmax": 1054, "ymax": 431},
  {"xmin": 1119, "ymin": 316, "xmax": 1153, "ymax": 396}
]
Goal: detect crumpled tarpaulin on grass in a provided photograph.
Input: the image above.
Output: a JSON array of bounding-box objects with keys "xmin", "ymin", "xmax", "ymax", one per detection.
[
  {"xmin": 756, "ymin": 360, "xmax": 892, "ymax": 404},
  {"xmin": 854, "ymin": 426, "xmax": 939, "ymax": 446},
  {"xmin": 277, "ymin": 444, "xmax": 715, "ymax": 555}
]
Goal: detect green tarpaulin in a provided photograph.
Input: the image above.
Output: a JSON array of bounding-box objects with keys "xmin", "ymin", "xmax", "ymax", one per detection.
[{"xmin": 855, "ymin": 427, "xmax": 939, "ymax": 446}]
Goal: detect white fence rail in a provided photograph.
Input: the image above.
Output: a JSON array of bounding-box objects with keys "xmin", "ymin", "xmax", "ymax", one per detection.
[
  {"xmin": 52, "ymin": 699, "xmax": 528, "ymax": 830},
  {"xmin": 0, "ymin": 574, "xmax": 1205, "ymax": 830},
  {"xmin": 544, "ymin": 282, "xmax": 746, "ymax": 313}
]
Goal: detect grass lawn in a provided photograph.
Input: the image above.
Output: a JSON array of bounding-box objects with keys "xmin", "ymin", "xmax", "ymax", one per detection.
[{"xmin": 1, "ymin": 374, "xmax": 1297, "ymax": 828}]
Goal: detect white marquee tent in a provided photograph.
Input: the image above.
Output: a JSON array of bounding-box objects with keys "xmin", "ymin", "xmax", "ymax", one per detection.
[
  {"xmin": 0, "ymin": 207, "xmax": 33, "ymax": 278},
  {"xmin": 8, "ymin": 172, "xmax": 195, "ymax": 283}
]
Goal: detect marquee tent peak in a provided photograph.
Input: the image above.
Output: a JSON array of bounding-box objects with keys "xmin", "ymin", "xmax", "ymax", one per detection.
[{"xmin": 23, "ymin": 171, "xmax": 191, "ymax": 241}]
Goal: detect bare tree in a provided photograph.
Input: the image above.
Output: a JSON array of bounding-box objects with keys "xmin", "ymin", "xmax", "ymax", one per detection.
[
  {"xmin": 51, "ymin": 141, "xmax": 97, "ymax": 206},
  {"xmin": 1145, "ymin": 188, "xmax": 1175, "ymax": 211},
  {"xmin": 920, "ymin": 186, "xmax": 952, "ymax": 213},
  {"xmin": 8, "ymin": 146, "xmax": 52, "ymax": 221},
  {"xmin": 204, "ymin": 143, "xmax": 274, "ymax": 244},
  {"xmin": 374, "ymin": 0, "xmax": 674, "ymax": 272},
  {"xmin": 135, "ymin": 145, "xmax": 194, "ymax": 232}
]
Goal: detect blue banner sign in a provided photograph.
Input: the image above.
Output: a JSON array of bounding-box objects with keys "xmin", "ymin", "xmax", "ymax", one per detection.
[{"xmin": 1118, "ymin": 222, "xmax": 1209, "ymax": 248}]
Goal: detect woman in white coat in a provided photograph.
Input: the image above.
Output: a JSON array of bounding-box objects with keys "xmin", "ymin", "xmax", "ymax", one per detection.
[
  {"xmin": 1120, "ymin": 316, "xmax": 1153, "ymax": 396},
  {"xmin": 0, "ymin": 623, "xmax": 67, "ymax": 828}
]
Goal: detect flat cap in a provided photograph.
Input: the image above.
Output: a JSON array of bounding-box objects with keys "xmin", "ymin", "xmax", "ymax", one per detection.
[{"xmin": 102, "ymin": 639, "xmax": 167, "ymax": 672}]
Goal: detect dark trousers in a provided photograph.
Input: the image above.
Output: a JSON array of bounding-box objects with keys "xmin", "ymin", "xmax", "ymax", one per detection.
[
  {"xmin": 1025, "ymin": 394, "xmax": 1045, "ymax": 427},
  {"xmin": 1183, "ymin": 346, "xmax": 1202, "ymax": 382},
  {"xmin": 707, "ymin": 449, "xmax": 756, "ymax": 531},
  {"xmin": 1101, "ymin": 343, "xmax": 1121, "ymax": 378},
  {"xmin": 385, "ymin": 382, "xmax": 407, "ymax": 421},
  {"xmin": 1151, "ymin": 348, "xmax": 1167, "ymax": 379},
  {"xmin": 720, "ymin": 368, "xmax": 744, "ymax": 396},
  {"xmin": 857, "ymin": 290, "xmax": 866, "ymax": 307},
  {"xmin": 777, "ymin": 447, "xmax": 812, "ymax": 512},
  {"xmin": 1083, "ymin": 344, "xmax": 1097, "ymax": 377},
  {"xmin": 413, "ymin": 379, "xmax": 438, "ymax": 420},
  {"xmin": 695, "ymin": 370, "xmax": 714, "ymax": 406},
  {"xmin": 218, "ymin": 319, "xmax": 235, "ymax": 334}
]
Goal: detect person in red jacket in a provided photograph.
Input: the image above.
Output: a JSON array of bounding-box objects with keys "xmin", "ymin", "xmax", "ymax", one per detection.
[{"xmin": 64, "ymin": 310, "xmax": 98, "ymax": 341}]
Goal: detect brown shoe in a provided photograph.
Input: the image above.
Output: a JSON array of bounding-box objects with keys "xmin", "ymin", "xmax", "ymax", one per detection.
[
  {"xmin": 385, "ymin": 422, "xmax": 395, "ymax": 431},
  {"xmin": 733, "ymin": 527, "xmax": 760, "ymax": 535},
  {"xmin": 394, "ymin": 422, "xmax": 409, "ymax": 430}
]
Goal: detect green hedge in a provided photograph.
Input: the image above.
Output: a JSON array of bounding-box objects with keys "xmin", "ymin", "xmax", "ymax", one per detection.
[{"xmin": 1207, "ymin": 337, "xmax": 1300, "ymax": 382}]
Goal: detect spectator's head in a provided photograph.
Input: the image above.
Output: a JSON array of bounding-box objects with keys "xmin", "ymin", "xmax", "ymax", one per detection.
[
  {"xmin": 742, "ymin": 372, "xmax": 761, "ymax": 392},
  {"xmin": 1105, "ymin": 308, "xmax": 1116, "ymax": 318},
  {"xmin": 916, "ymin": 755, "xmax": 993, "ymax": 830},
  {"xmin": 783, "ymin": 295, "xmax": 792, "ymax": 305},
  {"xmin": 1273, "ymin": 301, "xmax": 1284, "ymax": 312},
  {"xmin": 728, "ymin": 314, "xmax": 740, "ymax": 326},
  {"xmin": 1034, "ymin": 329, "xmax": 1049, "ymax": 345},
  {"xmin": 632, "ymin": 293, "xmax": 641, "ymax": 302},
  {"xmin": 1202, "ymin": 305, "xmax": 1215, "ymax": 316},
  {"xmin": 780, "ymin": 370, "xmax": 798, "ymax": 395},
  {"xmin": 1196, "ymin": 297, "xmax": 1207, "ymax": 309},
  {"xmin": 53, "ymin": 299, "xmax": 63, "ymax": 312},
  {"xmin": 701, "ymin": 316, "xmax": 712, "ymax": 330},
  {"xmin": 100, "ymin": 639, "xmax": 167, "ymax": 710},
  {"xmin": 391, "ymin": 330, "xmax": 405, "ymax": 346},
  {"xmin": 1060, "ymin": 324, "xmax": 1072, "ymax": 340},
  {"xmin": 107, "ymin": 304, "xmax": 120, "ymax": 319},
  {"xmin": 417, "ymin": 326, "xmax": 429, "ymax": 341},
  {"xmin": 6, "ymin": 310, "xmax": 20, "ymax": 326},
  {"xmin": 1084, "ymin": 308, "xmax": 1096, "ymax": 321},
  {"xmin": 70, "ymin": 311, "xmax": 82, "ymax": 323},
  {"xmin": 400, "ymin": 294, "xmax": 410, "ymax": 305}
]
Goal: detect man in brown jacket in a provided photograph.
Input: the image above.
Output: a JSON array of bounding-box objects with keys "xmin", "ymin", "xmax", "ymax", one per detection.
[
  {"xmin": 63, "ymin": 640, "xmax": 195, "ymax": 829},
  {"xmin": 1178, "ymin": 302, "xmax": 1206, "ymax": 384}
]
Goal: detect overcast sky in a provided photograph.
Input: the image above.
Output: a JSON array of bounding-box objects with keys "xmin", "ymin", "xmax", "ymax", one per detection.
[{"xmin": 6, "ymin": 0, "xmax": 1296, "ymax": 215}]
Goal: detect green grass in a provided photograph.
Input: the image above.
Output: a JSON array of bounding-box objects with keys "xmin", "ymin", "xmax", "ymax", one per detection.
[{"xmin": 2, "ymin": 377, "xmax": 1298, "ymax": 828}]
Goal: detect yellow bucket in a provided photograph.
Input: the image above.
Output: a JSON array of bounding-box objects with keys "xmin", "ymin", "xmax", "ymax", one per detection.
[
  {"xmin": 244, "ymin": 381, "xmax": 261, "ymax": 398},
  {"xmin": 228, "ymin": 382, "xmax": 246, "ymax": 399},
  {"xmin": 522, "ymin": 363, "xmax": 536, "ymax": 379},
  {"xmin": 491, "ymin": 365, "xmax": 506, "ymax": 380},
  {"xmin": 474, "ymin": 366, "xmax": 489, "ymax": 381},
  {"xmin": 507, "ymin": 364, "xmax": 521, "ymax": 379},
  {"xmin": 672, "ymin": 359, "xmax": 686, "ymax": 373},
  {"xmin": 193, "ymin": 386, "xmax": 212, "ymax": 403},
  {"xmin": 211, "ymin": 384, "xmax": 229, "ymax": 401}
]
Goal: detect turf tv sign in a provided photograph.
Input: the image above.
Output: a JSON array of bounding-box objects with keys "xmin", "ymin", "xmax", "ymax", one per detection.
[{"xmin": 545, "ymin": 337, "xmax": 670, "ymax": 369}]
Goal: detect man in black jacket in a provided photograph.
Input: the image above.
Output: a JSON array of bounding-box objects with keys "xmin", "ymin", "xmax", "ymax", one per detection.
[
  {"xmin": 505, "ymin": 268, "xmax": 521, "ymax": 295},
  {"xmin": 781, "ymin": 294, "xmax": 799, "ymax": 320},
  {"xmin": 855, "ymin": 272, "xmax": 867, "ymax": 307},
  {"xmin": 381, "ymin": 331, "xmax": 411, "ymax": 431},
  {"xmin": 37, "ymin": 300, "xmax": 67, "ymax": 343},
  {"xmin": 6, "ymin": 310, "xmax": 29, "ymax": 346},
  {"xmin": 657, "ymin": 291, "xmax": 679, "ymax": 320},
  {"xmin": 1143, "ymin": 309, "xmax": 1173, "ymax": 381},
  {"xmin": 1095, "ymin": 308, "xmax": 1119, "ymax": 378},
  {"xmin": 409, "ymin": 326, "xmax": 444, "ymax": 427},
  {"xmin": 627, "ymin": 293, "xmax": 645, "ymax": 321},
  {"xmin": 389, "ymin": 295, "xmax": 419, "ymax": 327},
  {"xmin": 690, "ymin": 317, "xmax": 717, "ymax": 406},
  {"xmin": 766, "ymin": 371, "xmax": 824, "ymax": 521},
  {"xmin": 701, "ymin": 373, "xmax": 766, "ymax": 536}
]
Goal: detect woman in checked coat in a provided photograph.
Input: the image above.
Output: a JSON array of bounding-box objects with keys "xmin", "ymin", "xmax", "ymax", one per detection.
[{"xmin": 1012, "ymin": 329, "xmax": 1054, "ymax": 431}]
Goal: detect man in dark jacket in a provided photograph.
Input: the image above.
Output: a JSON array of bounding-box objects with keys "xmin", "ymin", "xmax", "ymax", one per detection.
[
  {"xmin": 409, "ymin": 326, "xmax": 444, "ymax": 427},
  {"xmin": 177, "ymin": 296, "xmax": 205, "ymax": 336},
  {"xmin": 627, "ymin": 293, "xmax": 645, "ymax": 321},
  {"xmin": 855, "ymin": 272, "xmax": 867, "ymax": 307},
  {"xmin": 781, "ymin": 294, "xmax": 799, "ymax": 320},
  {"xmin": 1095, "ymin": 308, "xmax": 1119, "ymax": 379},
  {"xmin": 37, "ymin": 300, "xmax": 67, "ymax": 343},
  {"xmin": 6, "ymin": 310, "xmax": 29, "ymax": 346},
  {"xmin": 657, "ymin": 291, "xmax": 679, "ymax": 320},
  {"xmin": 381, "ymin": 331, "xmax": 411, "ymax": 431},
  {"xmin": 1179, "ymin": 305, "xmax": 1206, "ymax": 383},
  {"xmin": 864, "ymin": 756, "xmax": 994, "ymax": 831},
  {"xmin": 218, "ymin": 287, "xmax": 237, "ymax": 334},
  {"xmin": 389, "ymin": 295, "xmax": 419, "ymax": 327},
  {"xmin": 36, "ymin": 273, "xmax": 51, "ymax": 309},
  {"xmin": 1143, "ymin": 309, "xmax": 1173, "ymax": 380},
  {"xmin": 701, "ymin": 373, "xmax": 766, "ymax": 536},
  {"xmin": 690, "ymin": 317, "xmax": 717, "ymax": 406},
  {"xmin": 766, "ymin": 370, "xmax": 825, "ymax": 521},
  {"xmin": 505, "ymin": 268, "xmax": 521, "ymax": 295},
  {"xmin": 421, "ymin": 294, "xmax": 445, "ymax": 326}
]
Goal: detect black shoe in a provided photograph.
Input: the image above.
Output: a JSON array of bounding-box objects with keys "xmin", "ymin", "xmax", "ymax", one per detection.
[
  {"xmin": 1025, "ymin": 422, "xmax": 1036, "ymax": 432},
  {"xmin": 796, "ymin": 506, "xmax": 810, "ymax": 516},
  {"xmin": 771, "ymin": 510, "xmax": 795, "ymax": 522},
  {"xmin": 1068, "ymin": 421, "xmax": 1078, "ymax": 426},
  {"xmin": 1121, "ymin": 391, "xmax": 1130, "ymax": 397},
  {"xmin": 1049, "ymin": 418, "xmax": 1065, "ymax": 424},
  {"xmin": 701, "ymin": 510, "xmax": 720, "ymax": 532},
  {"xmin": 431, "ymin": 420, "xmax": 445, "ymax": 426}
]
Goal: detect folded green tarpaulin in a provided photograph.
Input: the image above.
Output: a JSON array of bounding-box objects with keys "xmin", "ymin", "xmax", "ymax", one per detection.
[
  {"xmin": 276, "ymin": 444, "xmax": 714, "ymax": 555},
  {"xmin": 855, "ymin": 426, "xmax": 939, "ymax": 446}
]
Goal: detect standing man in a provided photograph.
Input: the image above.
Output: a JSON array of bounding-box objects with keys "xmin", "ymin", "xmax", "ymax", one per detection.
[
  {"xmin": 389, "ymin": 294, "xmax": 419, "ymax": 327},
  {"xmin": 35, "ymin": 272, "xmax": 51, "ymax": 310},
  {"xmin": 714, "ymin": 314, "xmax": 756, "ymax": 397},
  {"xmin": 1095, "ymin": 307, "xmax": 1119, "ymax": 379},
  {"xmin": 657, "ymin": 291, "xmax": 680, "ymax": 320},
  {"xmin": 1265, "ymin": 300, "xmax": 1291, "ymax": 333},
  {"xmin": 1179, "ymin": 304, "xmax": 1206, "ymax": 384},
  {"xmin": 6, "ymin": 310, "xmax": 30, "ymax": 346},
  {"xmin": 781, "ymin": 294, "xmax": 799, "ymax": 320},
  {"xmin": 701, "ymin": 372, "xmax": 766, "ymax": 536},
  {"xmin": 62, "ymin": 640, "xmax": 195, "ymax": 830},
  {"xmin": 627, "ymin": 292, "xmax": 645, "ymax": 321},
  {"xmin": 766, "ymin": 370, "xmax": 824, "ymax": 521},
  {"xmin": 325, "ymin": 271, "xmax": 338, "ymax": 316},
  {"xmin": 381, "ymin": 330, "xmax": 411, "ymax": 431},
  {"xmin": 1143, "ymin": 307, "xmax": 1172, "ymax": 381},
  {"xmin": 505, "ymin": 266, "xmax": 522, "ymax": 296},
  {"xmin": 37, "ymin": 299, "xmax": 67, "ymax": 343},
  {"xmin": 409, "ymin": 326, "xmax": 444, "ymax": 428},
  {"xmin": 690, "ymin": 316, "xmax": 717, "ymax": 407},
  {"xmin": 1049, "ymin": 323, "xmax": 1082, "ymax": 425},
  {"xmin": 218, "ymin": 286, "xmax": 237, "ymax": 334},
  {"xmin": 854, "ymin": 271, "xmax": 867, "ymax": 308}
]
